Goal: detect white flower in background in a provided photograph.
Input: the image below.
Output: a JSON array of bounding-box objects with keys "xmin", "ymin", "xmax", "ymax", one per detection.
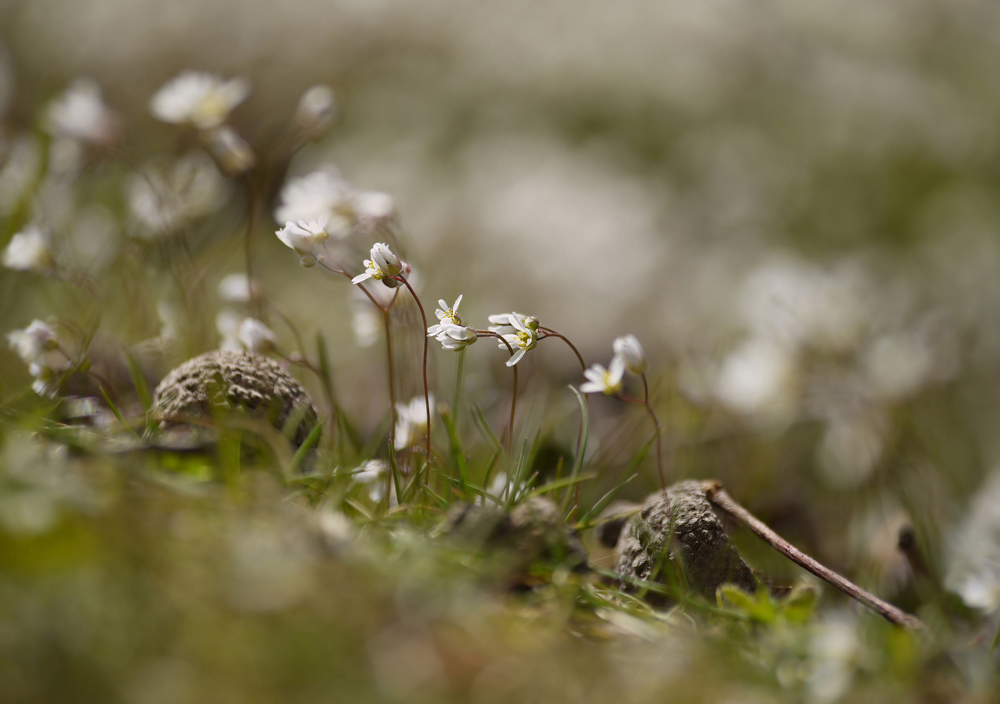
[
  {"xmin": 44, "ymin": 79, "xmax": 119, "ymax": 144},
  {"xmin": 294, "ymin": 85, "xmax": 337, "ymax": 137},
  {"xmin": 149, "ymin": 70, "xmax": 250, "ymax": 130},
  {"xmin": 275, "ymin": 219, "xmax": 329, "ymax": 267},
  {"xmin": 218, "ymin": 273, "xmax": 259, "ymax": 303},
  {"xmin": 0, "ymin": 136, "xmax": 42, "ymax": 217},
  {"xmin": 499, "ymin": 313, "xmax": 538, "ymax": 367},
  {"xmin": 426, "ymin": 295, "xmax": 464, "ymax": 337},
  {"xmin": 862, "ymin": 331, "xmax": 935, "ymax": 403},
  {"xmin": 237, "ymin": 318, "xmax": 278, "ymax": 354},
  {"xmin": 817, "ymin": 412, "xmax": 886, "ymax": 490},
  {"xmin": 274, "ymin": 169, "xmax": 354, "ymax": 235},
  {"xmin": 714, "ymin": 336, "xmax": 799, "ymax": 428},
  {"xmin": 807, "ymin": 612, "xmax": 860, "ymax": 704},
  {"xmin": 128, "ymin": 152, "xmax": 229, "ymax": 237},
  {"xmin": 352, "ymin": 242, "xmax": 403, "ymax": 287},
  {"xmin": 3, "ymin": 225, "xmax": 54, "ymax": 272},
  {"xmin": 394, "ymin": 394, "xmax": 435, "ymax": 451},
  {"xmin": 946, "ymin": 468, "xmax": 1000, "ymax": 612},
  {"xmin": 204, "ymin": 126, "xmax": 255, "ymax": 175},
  {"xmin": 432, "ymin": 324, "xmax": 477, "ymax": 351},
  {"xmin": 351, "ymin": 191, "xmax": 396, "ymax": 232},
  {"xmin": 352, "ymin": 459, "xmax": 395, "ymax": 505},
  {"xmin": 613, "ymin": 334, "xmax": 647, "ymax": 375},
  {"xmin": 7, "ymin": 320, "xmax": 71, "ymax": 397},
  {"xmin": 157, "ymin": 300, "xmax": 182, "ymax": 339},
  {"xmin": 580, "ymin": 356, "xmax": 626, "ymax": 395},
  {"xmin": 216, "ymin": 310, "xmax": 242, "ymax": 351},
  {"xmin": 352, "ymin": 307, "xmax": 381, "ymax": 348}
]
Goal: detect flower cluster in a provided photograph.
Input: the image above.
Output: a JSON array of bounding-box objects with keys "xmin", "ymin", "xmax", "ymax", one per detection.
[{"xmin": 427, "ymin": 296, "xmax": 478, "ymax": 351}]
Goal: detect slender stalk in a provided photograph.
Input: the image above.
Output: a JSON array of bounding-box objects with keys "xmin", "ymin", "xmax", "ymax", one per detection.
[
  {"xmin": 703, "ymin": 482, "xmax": 924, "ymax": 630},
  {"xmin": 383, "ymin": 308, "xmax": 397, "ymax": 453},
  {"xmin": 476, "ymin": 330, "xmax": 518, "ymax": 450},
  {"xmin": 453, "ymin": 348, "xmax": 466, "ymax": 427},
  {"xmin": 539, "ymin": 327, "xmax": 586, "ymax": 371},
  {"xmin": 396, "ymin": 276, "xmax": 432, "ymax": 467},
  {"xmin": 642, "ymin": 373, "xmax": 667, "ymax": 496}
]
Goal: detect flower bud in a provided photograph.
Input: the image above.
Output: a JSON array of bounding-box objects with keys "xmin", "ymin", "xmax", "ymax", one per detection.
[
  {"xmin": 613, "ymin": 334, "xmax": 647, "ymax": 375},
  {"xmin": 295, "ymin": 85, "xmax": 337, "ymax": 138},
  {"xmin": 205, "ymin": 126, "xmax": 255, "ymax": 176}
]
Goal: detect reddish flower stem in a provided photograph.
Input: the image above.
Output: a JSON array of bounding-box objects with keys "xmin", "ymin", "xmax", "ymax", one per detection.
[{"xmin": 395, "ymin": 276, "xmax": 432, "ymax": 468}]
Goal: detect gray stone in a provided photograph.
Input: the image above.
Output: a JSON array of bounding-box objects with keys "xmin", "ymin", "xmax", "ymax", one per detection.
[{"xmin": 616, "ymin": 480, "xmax": 757, "ymax": 600}]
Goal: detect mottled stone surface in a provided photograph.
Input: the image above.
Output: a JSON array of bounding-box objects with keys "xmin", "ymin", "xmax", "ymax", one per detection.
[
  {"xmin": 616, "ymin": 480, "xmax": 757, "ymax": 599},
  {"xmin": 151, "ymin": 350, "xmax": 318, "ymax": 448}
]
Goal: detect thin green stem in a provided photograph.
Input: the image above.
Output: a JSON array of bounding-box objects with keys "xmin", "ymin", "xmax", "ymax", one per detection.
[{"xmin": 396, "ymin": 276, "xmax": 432, "ymax": 468}]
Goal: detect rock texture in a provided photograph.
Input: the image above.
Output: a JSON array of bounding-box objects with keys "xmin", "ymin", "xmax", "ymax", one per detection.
[
  {"xmin": 151, "ymin": 350, "xmax": 318, "ymax": 448},
  {"xmin": 616, "ymin": 481, "xmax": 757, "ymax": 599}
]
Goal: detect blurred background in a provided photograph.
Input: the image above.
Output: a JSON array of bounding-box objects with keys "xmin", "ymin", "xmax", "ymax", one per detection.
[{"xmin": 2, "ymin": 0, "xmax": 1000, "ymax": 698}]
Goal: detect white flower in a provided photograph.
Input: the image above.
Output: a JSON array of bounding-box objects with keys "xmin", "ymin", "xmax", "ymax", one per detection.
[
  {"xmin": 3, "ymin": 225, "xmax": 54, "ymax": 272},
  {"xmin": 580, "ymin": 356, "xmax": 626, "ymax": 395},
  {"xmin": 351, "ymin": 242, "xmax": 403, "ymax": 287},
  {"xmin": 275, "ymin": 219, "xmax": 330, "ymax": 267},
  {"xmin": 238, "ymin": 318, "xmax": 278, "ymax": 354},
  {"xmin": 44, "ymin": 79, "xmax": 119, "ymax": 144},
  {"xmin": 204, "ymin": 126, "xmax": 254, "ymax": 175},
  {"xmin": 351, "ymin": 190, "xmax": 396, "ymax": 233},
  {"xmin": 274, "ymin": 169, "xmax": 354, "ymax": 234},
  {"xmin": 433, "ymin": 324, "xmax": 477, "ymax": 351},
  {"xmin": 487, "ymin": 311, "xmax": 530, "ymax": 336},
  {"xmin": 149, "ymin": 70, "xmax": 250, "ymax": 129},
  {"xmin": 426, "ymin": 295, "xmax": 464, "ymax": 337},
  {"xmin": 7, "ymin": 320, "xmax": 70, "ymax": 396},
  {"xmin": 394, "ymin": 394, "xmax": 435, "ymax": 451},
  {"xmin": 613, "ymin": 334, "xmax": 647, "ymax": 375},
  {"xmin": 128, "ymin": 152, "xmax": 229, "ymax": 237},
  {"xmin": 218, "ymin": 273, "xmax": 259, "ymax": 303},
  {"xmin": 352, "ymin": 459, "xmax": 395, "ymax": 505},
  {"xmin": 295, "ymin": 85, "xmax": 337, "ymax": 137},
  {"xmin": 499, "ymin": 313, "xmax": 539, "ymax": 367}
]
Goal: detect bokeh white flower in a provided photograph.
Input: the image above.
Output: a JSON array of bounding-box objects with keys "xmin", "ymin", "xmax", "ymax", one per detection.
[
  {"xmin": 3, "ymin": 225, "xmax": 54, "ymax": 272},
  {"xmin": 218, "ymin": 273, "xmax": 260, "ymax": 304},
  {"xmin": 7, "ymin": 320, "xmax": 71, "ymax": 397},
  {"xmin": 295, "ymin": 85, "xmax": 337, "ymax": 138},
  {"xmin": 394, "ymin": 394, "xmax": 435, "ymax": 451},
  {"xmin": 238, "ymin": 318, "xmax": 278, "ymax": 354},
  {"xmin": 275, "ymin": 219, "xmax": 330, "ymax": 267},
  {"xmin": 149, "ymin": 70, "xmax": 250, "ymax": 130},
  {"xmin": 44, "ymin": 79, "xmax": 119, "ymax": 145},
  {"xmin": 128, "ymin": 152, "xmax": 229, "ymax": 237},
  {"xmin": 612, "ymin": 334, "xmax": 647, "ymax": 375},
  {"xmin": 274, "ymin": 169, "xmax": 355, "ymax": 235}
]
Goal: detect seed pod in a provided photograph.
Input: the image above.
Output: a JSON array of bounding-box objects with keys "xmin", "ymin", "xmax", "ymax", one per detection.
[{"xmin": 152, "ymin": 350, "xmax": 318, "ymax": 448}]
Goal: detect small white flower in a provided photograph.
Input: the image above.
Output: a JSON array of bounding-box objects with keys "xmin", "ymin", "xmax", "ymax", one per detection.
[
  {"xmin": 426, "ymin": 295, "xmax": 464, "ymax": 337},
  {"xmin": 204, "ymin": 126, "xmax": 255, "ymax": 175},
  {"xmin": 352, "ymin": 459, "xmax": 395, "ymax": 504},
  {"xmin": 295, "ymin": 85, "xmax": 337, "ymax": 137},
  {"xmin": 7, "ymin": 320, "xmax": 70, "ymax": 396},
  {"xmin": 218, "ymin": 273, "xmax": 259, "ymax": 303},
  {"xmin": 238, "ymin": 318, "xmax": 278, "ymax": 354},
  {"xmin": 613, "ymin": 334, "xmax": 647, "ymax": 375},
  {"xmin": 487, "ymin": 311, "xmax": 530, "ymax": 336},
  {"xmin": 3, "ymin": 225, "xmax": 54, "ymax": 272},
  {"xmin": 275, "ymin": 219, "xmax": 330, "ymax": 267},
  {"xmin": 149, "ymin": 70, "xmax": 250, "ymax": 130},
  {"xmin": 351, "ymin": 242, "xmax": 403, "ymax": 287},
  {"xmin": 45, "ymin": 79, "xmax": 119, "ymax": 144},
  {"xmin": 500, "ymin": 313, "xmax": 539, "ymax": 367},
  {"xmin": 274, "ymin": 169, "xmax": 354, "ymax": 234},
  {"xmin": 394, "ymin": 394, "xmax": 435, "ymax": 451},
  {"xmin": 433, "ymin": 324, "xmax": 477, "ymax": 351},
  {"xmin": 580, "ymin": 356, "xmax": 626, "ymax": 395},
  {"xmin": 351, "ymin": 191, "xmax": 396, "ymax": 232}
]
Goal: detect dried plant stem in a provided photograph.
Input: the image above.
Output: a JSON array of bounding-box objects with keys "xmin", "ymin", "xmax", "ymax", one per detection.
[
  {"xmin": 397, "ymin": 276, "xmax": 432, "ymax": 467},
  {"xmin": 702, "ymin": 481, "xmax": 924, "ymax": 630}
]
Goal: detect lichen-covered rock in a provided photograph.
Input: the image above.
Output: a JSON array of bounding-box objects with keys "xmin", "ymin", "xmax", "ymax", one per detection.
[
  {"xmin": 151, "ymin": 350, "xmax": 318, "ymax": 448},
  {"xmin": 616, "ymin": 480, "xmax": 757, "ymax": 599}
]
